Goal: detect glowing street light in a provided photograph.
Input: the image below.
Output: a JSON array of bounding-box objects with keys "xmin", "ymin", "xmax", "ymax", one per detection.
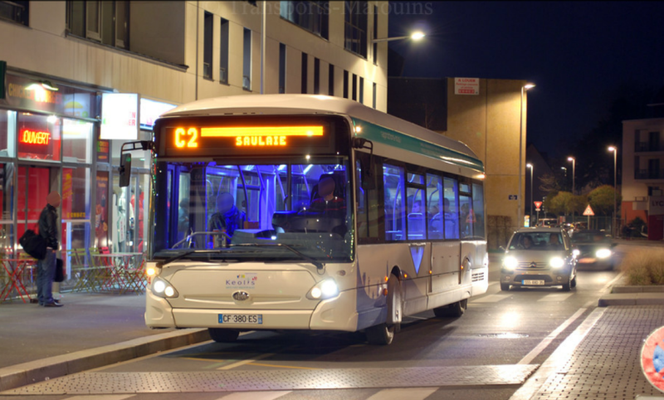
[
  {"xmin": 527, "ymin": 163, "xmax": 534, "ymax": 221},
  {"xmin": 608, "ymin": 146, "xmax": 618, "ymax": 236},
  {"xmin": 567, "ymin": 157, "xmax": 576, "ymax": 194},
  {"xmin": 372, "ymin": 31, "xmax": 426, "ymax": 43},
  {"xmin": 518, "ymin": 83, "xmax": 535, "ymax": 226}
]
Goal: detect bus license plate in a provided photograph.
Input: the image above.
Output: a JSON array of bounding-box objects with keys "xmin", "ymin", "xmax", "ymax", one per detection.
[
  {"xmin": 523, "ymin": 280, "xmax": 545, "ymax": 285},
  {"xmin": 218, "ymin": 314, "xmax": 263, "ymax": 324}
]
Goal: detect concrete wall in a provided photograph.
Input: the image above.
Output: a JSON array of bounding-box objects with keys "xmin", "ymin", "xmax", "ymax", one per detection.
[{"xmin": 1, "ymin": 1, "xmax": 388, "ymax": 109}]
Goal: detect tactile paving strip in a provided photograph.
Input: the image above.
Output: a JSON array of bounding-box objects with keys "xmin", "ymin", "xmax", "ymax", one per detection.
[
  {"xmin": 3, "ymin": 365, "xmax": 538, "ymax": 394},
  {"xmin": 533, "ymin": 306, "xmax": 664, "ymax": 400}
]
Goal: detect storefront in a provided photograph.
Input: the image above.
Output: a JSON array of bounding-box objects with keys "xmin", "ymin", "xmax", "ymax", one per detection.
[{"xmin": 0, "ymin": 70, "xmax": 176, "ymax": 279}]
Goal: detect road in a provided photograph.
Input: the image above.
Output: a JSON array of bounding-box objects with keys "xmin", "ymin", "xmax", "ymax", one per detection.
[{"xmin": 0, "ymin": 249, "xmax": 627, "ymax": 400}]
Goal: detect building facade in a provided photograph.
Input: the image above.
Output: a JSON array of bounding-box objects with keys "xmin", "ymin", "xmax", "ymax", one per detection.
[
  {"xmin": 621, "ymin": 118, "xmax": 664, "ymax": 239},
  {"xmin": 0, "ymin": 1, "xmax": 389, "ymax": 273},
  {"xmin": 389, "ymin": 77, "xmax": 530, "ymax": 248}
]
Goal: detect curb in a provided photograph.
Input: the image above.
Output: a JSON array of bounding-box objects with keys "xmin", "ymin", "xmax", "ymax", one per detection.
[
  {"xmin": 0, "ymin": 328, "xmax": 210, "ymax": 392},
  {"xmin": 598, "ymin": 293, "xmax": 664, "ymax": 307},
  {"xmin": 612, "ymin": 285, "xmax": 664, "ymax": 293}
]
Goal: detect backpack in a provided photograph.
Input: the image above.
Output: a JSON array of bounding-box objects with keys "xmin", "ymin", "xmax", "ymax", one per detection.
[{"xmin": 19, "ymin": 229, "xmax": 47, "ymax": 260}]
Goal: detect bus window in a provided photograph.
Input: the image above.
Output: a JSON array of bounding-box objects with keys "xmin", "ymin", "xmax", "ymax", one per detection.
[
  {"xmin": 383, "ymin": 163, "xmax": 405, "ymax": 241},
  {"xmin": 427, "ymin": 174, "xmax": 443, "ymax": 239},
  {"xmin": 176, "ymin": 171, "xmax": 191, "ymax": 243},
  {"xmin": 472, "ymin": 183, "xmax": 485, "ymax": 238},
  {"xmin": 460, "ymin": 194, "xmax": 474, "ymax": 239},
  {"xmin": 443, "ymin": 177, "xmax": 460, "ymax": 239},
  {"xmin": 407, "ymin": 187, "xmax": 425, "ymax": 240},
  {"xmin": 407, "ymin": 172, "xmax": 424, "ymax": 184}
]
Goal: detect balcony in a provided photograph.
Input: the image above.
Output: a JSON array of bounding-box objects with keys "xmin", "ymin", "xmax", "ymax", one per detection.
[
  {"xmin": 635, "ymin": 169, "xmax": 664, "ymax": 180},
  {"xmin": 635, "ymin": 142, "xmax": 664, "ymax": 152}
]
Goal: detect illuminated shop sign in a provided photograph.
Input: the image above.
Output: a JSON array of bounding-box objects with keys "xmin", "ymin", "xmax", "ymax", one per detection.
[
  {"xmin": 100, "ymin": 93, "xmax": 139, "ymax": 140},
  {"xmin": 19, "ymin": 129, "xmax": 51, "ymax": 145},
  {"xmin": 140, "ymin": 98, "xmax": 177, "ymax": 130}
]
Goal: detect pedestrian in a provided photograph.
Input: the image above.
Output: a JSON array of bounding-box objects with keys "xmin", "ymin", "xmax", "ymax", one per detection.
[{"xmin": 37, "ymin": 191, "xmax": 63, "ymax": 307}]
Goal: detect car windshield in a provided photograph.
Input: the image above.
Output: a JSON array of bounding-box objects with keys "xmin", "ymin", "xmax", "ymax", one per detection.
[
  {"xmin": 151, "ymin": 158, "xmax": 353, "ymax": 263},
  {"xmin": 508, "ymin": 232, "xmax": 565, "ymax": 251},
  {"xmin": 571, "ymin": 231, "xmax": 610, "ymax": 243}
]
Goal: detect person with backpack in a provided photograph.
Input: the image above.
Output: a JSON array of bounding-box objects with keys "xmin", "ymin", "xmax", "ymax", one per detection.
[{"xmin": 37, "ymin": 191, "xmax": 62, "ymax": 307}]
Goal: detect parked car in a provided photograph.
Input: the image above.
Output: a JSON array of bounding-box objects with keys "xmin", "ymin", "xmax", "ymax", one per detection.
[
  {"xmin": 571, "ymin": 229, "xmax": 616, "ymax": 270},
  {"xmin": 501, "ymin": 227, "xmax": 578, "ymax": 291}
]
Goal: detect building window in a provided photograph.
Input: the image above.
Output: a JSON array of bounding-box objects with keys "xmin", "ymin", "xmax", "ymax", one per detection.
[
  {"xmin": 352, "ymin": 74, "xmax": 357, "ymax": 101},
  {"xmin": 313, "ymin": 58, "xmax": 320, "ymax": 94},
  {"xmin": 280, "ymin": 1, "xmax": 329, "ymax": 39},
  {"xmin": 243, "ymin": 28, "xmax": 252, "ymax": 90},
  {"xmin": 328, "ymin": 64, "xmax": 334, "ymax": 96},
  {"xmin": 343, "ymin": 70, "xmax": 349, "ymax": 99},
  {"xmin": 220, "ymin": 18, "xmax": 229, "ymax": 84},
  {"xmin": 279, "ymin": 43, "xmax": 286, "ymax": 93},
  {"xmin": 359, "ymin": 76, "xmax": 364, "ymax": 104},
  {"xmin": 301, "ymin": 52, "xmax": 308, "ymax": 94},
  {"xmin": 372, "ymin": 82, "xmax": 377, "ymax": 108},
  {"xmin": 372, "ymin": 5, "xmax": 378, "ymax": 65},
  {"xmin": 66, "ymin": 1, "xmax": 128, "ymax": 49},
  {"xmin": 63, "ymin": 119, "xmax": 93, "ymax": 164},
  {"xmin": 203, "ymin": 11, "xmax": 213, "ymax": 80},
  {"xmin": 0, "ymin": 1, "xmax": 29, "ymax": 26},
  {"xmin": 344, "ymin": 1, "xmax": 367, "ymax": 58}
]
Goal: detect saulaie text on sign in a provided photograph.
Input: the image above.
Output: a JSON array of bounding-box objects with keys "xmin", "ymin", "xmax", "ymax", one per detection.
[{"xmin": 236, "ymin": 136, "xmax": 287, "ymax": 147}]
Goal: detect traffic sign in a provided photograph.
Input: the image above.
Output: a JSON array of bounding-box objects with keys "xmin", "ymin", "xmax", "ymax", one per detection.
[
  {"xmin": 534, "ymin": 201, "xmax": 542, "ymax": 211},
  {"xmin": 641, "ymin": 326, "xmax": 664, "ymax": 392},
  {"xmin": 582, "ymin": 205, "xmax": 595, "ymax": 216}
]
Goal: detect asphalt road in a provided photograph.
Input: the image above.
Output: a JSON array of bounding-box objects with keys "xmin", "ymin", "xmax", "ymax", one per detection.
[{"xmin": 0, "ymin": 247, "xmax": 629, "ymax": 400}]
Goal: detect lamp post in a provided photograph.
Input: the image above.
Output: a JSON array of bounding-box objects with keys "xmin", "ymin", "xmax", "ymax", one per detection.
[
  {"xmin": 519, "ymin": 83, "xmax": 535, "ymax": 227},
  {"xmin": 608, "ymin": 146, "xmax": 618, "ymax": 237},
  {"xmin": 527, "ymin": 163, "xmax": 534, "ymax": 222},
  {"xmin": 567, "ymin": 157, "xmax": 576, "ymax": 194},
  {"xmin": 561, "ymin": 166, "xmax": 567, "ymax": 177}
]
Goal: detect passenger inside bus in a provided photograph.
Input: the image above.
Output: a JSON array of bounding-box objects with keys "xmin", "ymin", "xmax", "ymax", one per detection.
[
  {"xmin": 309, "ymin": 174, "xmax": 346, "ymax": 215},
  {"xmin": 209, "ymin": 192, "xmax": 247, "ymax": 238}
]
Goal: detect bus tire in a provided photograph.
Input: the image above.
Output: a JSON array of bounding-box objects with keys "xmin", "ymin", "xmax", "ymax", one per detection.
[
  {"xmin": 366, "ymin": 323, "xmax": 395, "ymax": 345},
  {"xmin": 433, "ymin": 299, "xmax": 467, "ymax": 318},
  {"xmin": 208, "ymin": 328, "xmax": 239, "ymax": 343}
]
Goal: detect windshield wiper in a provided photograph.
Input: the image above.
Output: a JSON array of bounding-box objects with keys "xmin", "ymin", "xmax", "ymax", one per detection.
[
  {"xmin": 232, "ymin": 243, "xmax": 325, "ymax": 270},
  {"xmin": 155, "ymin": 250, "xmax": 229, "ymax": 268}
]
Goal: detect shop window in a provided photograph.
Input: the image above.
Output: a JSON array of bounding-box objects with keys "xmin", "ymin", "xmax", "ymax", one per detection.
[
  {"xmin": 344, "ymin": 1, "xmax": 367, "ymax": 58},
  {"xmin": 0, "ymin": 0, "xmax": 29, "ymax": 26},
  {"xmin": 63, "ymin": 119, "xmax": 92, "ymax": 164},
  {"xmin": 243, "ymin": 28, "xmax": 252, "ymax": 90},
  {"xmin": 443, "ymin": 177, "xmax": 460, "ymax": 239},
  {"xmin": 472, "ymin": 183, "xmax": 485, "ymax": 238},
  {"xmin": 62, "ymin": 167, "xmax": 91, "ymax": 257},
  {"xmin": 280, "ymin": 1, "xmax": 329, "ymax": 39},
  {"xmin": 0, "ymin": 163, "xmax": 14, "ymax": 221},
  {"xmin": 220, "ymin": 18, "xmax": 229, "ymax": 84},
  {"xmin": 203, "ymin": 11, "xmax": 213, "ymax": 80},
  {"xmin": 17, "ymin": 113, "xmax": 61, "ymax": 162},
  {"xmin": 384, "ymin": 163, "xmax": 405, "ymax": 241},
  {"xmin": 278, "ymin": 43, "xmax": 286, "ymax": 93},
  {"xmin": 94, "ymin": 171, "xmax": 110, "ymax": 249},
  {"xmin": 301, "ymin": 52, "xmax": 308, "ymax": 94},
  {"xmin": 0, "ymin": 110, "xmax": 16, "ymax": 157},
  {"xmin": 328, "ymin": 64, "xmax": 334, "ymax": 96}
]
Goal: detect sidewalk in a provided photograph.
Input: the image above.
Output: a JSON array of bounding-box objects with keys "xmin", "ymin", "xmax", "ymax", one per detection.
[{"xmin": 0, "ymin": 293, "xmax": 209, "ymax": 391}]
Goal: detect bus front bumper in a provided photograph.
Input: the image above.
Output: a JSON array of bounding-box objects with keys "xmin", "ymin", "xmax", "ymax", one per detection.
[{"xmin": 145, "ymin": 288, "xmax": 358, "ymax": 332}]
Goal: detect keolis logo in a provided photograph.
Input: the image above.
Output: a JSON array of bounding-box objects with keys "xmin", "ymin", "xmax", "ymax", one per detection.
[{"xmin": 226, "ymin": 273, "xmax": 258, "ymax": 289}]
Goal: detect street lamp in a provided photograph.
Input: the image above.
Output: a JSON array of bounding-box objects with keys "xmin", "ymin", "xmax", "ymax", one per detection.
[
  {"xmin": 372, "ymin": 31, "xmax": 426, "ymax": 43},
  {"xmin": 567, "ymin": 157, "xmax": 576, "ymax": 194},
  {"xmin": 561, "ymin": 166, "xmax": 567, "ymax": 177},
  {"xmin": 519, "ymin": 83, "xmax": 535, "ymax": 227},
  {"xmin": 608, "ymin": 146, "xmax": 618, "ymax": 236},
  {"xmin": 527, "ymin": 163, "xmax": 534, "ymax": 222}
]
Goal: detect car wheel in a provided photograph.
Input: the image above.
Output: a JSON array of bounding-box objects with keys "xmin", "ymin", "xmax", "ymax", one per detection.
[
  {"xmin": 500, "ymin": 283, "xmax": 510, "ymax": 291},
  {"xmin": 570, "ymin": 276, "xmax": 577, "ymax": 289},
  {"xmin": 561, "ymin": 281, "xmax": 571, "ymax": 292},
  {"xmin": 208, "ymin": 328, "xmax": 240, "ymax": 343}
]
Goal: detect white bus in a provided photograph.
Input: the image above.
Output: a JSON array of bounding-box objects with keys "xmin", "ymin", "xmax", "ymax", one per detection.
[{"xmin": 142, "ymin": 95, "xmax": 488, "ymax": 345}]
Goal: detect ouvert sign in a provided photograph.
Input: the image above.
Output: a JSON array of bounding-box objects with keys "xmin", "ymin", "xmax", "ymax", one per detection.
[{"xmin": 649, "ymin": 196, "xmax": 664, "ymax": 216}]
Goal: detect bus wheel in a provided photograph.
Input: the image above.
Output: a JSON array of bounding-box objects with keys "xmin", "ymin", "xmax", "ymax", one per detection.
[
  {"xmin": 433, "ymin": 299, "xmax": 467, "ymax": 318},
  {"xmin": 366, "ymin": 323, "xmax": 395, "ymax": 345},
  {"xmin": 208, "ymin": 328, "xmax": 239, "ymax": 343}
]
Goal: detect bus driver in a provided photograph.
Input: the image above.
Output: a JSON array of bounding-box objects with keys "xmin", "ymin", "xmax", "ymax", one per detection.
[
  {"xmin": 309, "ymin": 175, "xmax": 346, "ymax": 215},
  {"xmin": 209, "ymin": 192, "xmax": 247, "ymax": 241}
]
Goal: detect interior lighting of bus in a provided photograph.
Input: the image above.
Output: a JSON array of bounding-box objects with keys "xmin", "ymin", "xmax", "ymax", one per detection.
[
  {"xmin": 19, "ymin": 129, "xmax": 51, "ymax": 145},
  {"xmin": 200, "ymin": 126, "xmax": 323, "ymax": 147}
]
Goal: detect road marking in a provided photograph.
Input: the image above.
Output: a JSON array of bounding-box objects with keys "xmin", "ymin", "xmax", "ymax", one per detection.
[
  {"xmin": 517, "ymin": 307, "xmax": 586, "ymax": 365},
  {"xmin": 601, "ymin": 271, "xmax": 624, "ymax": 293},
  {"xmin": 217, "ymin": 391, "xmax": 291, "ymax": 400},
  {"xmin": 510, "ymin": 307, "xmax": 606, "ymax": 400},
  {"xmin": 367, "ymin": 388, "xmax": 438, "ymax": 400},
  {"xmin": 218, "ymin": 353, "xmax": 275, "ymax": 370},
  {"xmin": 63, "ymin": 396, "xmax": 136, "ymax": 400},
  {"xmin": 248, "ymin": 362, "xmax": 320, "ymax": 370},
  {"xmin": 472, "ymin": 294, "xmax": 510, "ymax": 303},
  {"xmin": 537, "ymin": 293, "xmax": 574, "ymax": 302}
]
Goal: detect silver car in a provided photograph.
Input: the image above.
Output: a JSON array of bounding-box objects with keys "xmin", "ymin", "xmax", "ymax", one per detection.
[{"xmin": 501, "ymin": 227, "xmax": 577, "ymax": 291}]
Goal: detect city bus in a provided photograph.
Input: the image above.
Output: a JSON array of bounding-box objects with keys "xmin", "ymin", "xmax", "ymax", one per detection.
[{"xmin": 141, "ymin": 94, "xmax": 488, "ymax": 345}]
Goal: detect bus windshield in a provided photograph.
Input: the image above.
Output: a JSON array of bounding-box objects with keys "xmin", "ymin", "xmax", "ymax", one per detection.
[{"xmin": 151, "ymin": 158, "xmax": 353, "ymax": 263}]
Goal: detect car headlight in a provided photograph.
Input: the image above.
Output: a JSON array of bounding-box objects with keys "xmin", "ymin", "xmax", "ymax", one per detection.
[
  {"xmin": 596, "ymin": 249, "xmax": 612, "ymax": 259},
  {"xmin": 151, "ymin": 277, "xmax": 179, "ymax": 298},
  {"xmin": 572, "ymin": 249, "xmax": 580, "ymax": 257},
  {"xmin": 307, "ymin": 279, "xmax": 339, "ymax": 300},
  {"xmin": 550, "ymin": 257, "xmax": 565, "ymax": 269},
  {"xmin": 503, "ymin": 256, "xmax": 518, "ymax": 271}
]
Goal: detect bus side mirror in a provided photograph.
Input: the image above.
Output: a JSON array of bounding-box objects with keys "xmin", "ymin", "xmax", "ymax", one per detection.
[
  {"xmin": 353, "ymin": 138, "xmax": 375, "ymax": 190},
  {"xmin": 119, "ymin": 153, "xmax": 132, "ymax": 187}
]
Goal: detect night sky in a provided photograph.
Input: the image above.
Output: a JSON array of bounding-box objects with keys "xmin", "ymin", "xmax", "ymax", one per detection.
[{"xmin": 388, "ymin": 1, "xmax": 664, "ymax": 158}]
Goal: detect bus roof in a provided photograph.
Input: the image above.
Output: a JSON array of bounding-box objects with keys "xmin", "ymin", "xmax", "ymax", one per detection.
[{"xmin": 161, "ymin": 94, "xmax": 481, "ymax": 165}]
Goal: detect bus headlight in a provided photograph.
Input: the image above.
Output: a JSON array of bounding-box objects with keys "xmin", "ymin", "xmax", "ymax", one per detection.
[
  {"xmin": 550, "ymin": 257, "xmax": 565, "ymax": 269},
  {"xmin": 151, "ymin": 277, "xmax": 179, "ymax": 298},
  {"xmin": 503, "ymin": 256, "xmax": 518, "ymax": 271},
  {"xmin": 307, "ymin": 279, "xmax": 339, "ymax": 300},
  {"xmin": 596, "ymin": 249, "xmax": 612, "ymax": 259},
  {"xmin": 572, "ymin": 249, "xmax": 580, "ymax": 257}
]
